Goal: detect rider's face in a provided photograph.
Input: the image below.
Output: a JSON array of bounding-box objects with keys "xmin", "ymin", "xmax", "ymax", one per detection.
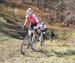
[{"xmin": 28, "ymin": 14, "xmax": 32, "ymax": 16}]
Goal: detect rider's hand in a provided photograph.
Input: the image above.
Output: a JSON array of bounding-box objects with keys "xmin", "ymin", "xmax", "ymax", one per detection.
[{"xmin": 22, "ymin": 25, "xmax": 26, "ymax": 30}]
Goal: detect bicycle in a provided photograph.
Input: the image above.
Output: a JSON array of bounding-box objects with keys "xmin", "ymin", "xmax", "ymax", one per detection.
[
  {"xmin": 21, "ymin": 27, "xmax": 40, "ymax": 55},
  {"xmin": 40, "ymin": 30, "xmax": 46, "ymax": 46}
]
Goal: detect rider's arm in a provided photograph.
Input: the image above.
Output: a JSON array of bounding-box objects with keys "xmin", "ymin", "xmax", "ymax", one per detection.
[
  {"xmin": 33, "ymin": 14, "xmax": 39, "ymax": 24},
  {"xmin": 44, "ymin": 24, "xmax": 47, "ymax": 31},
  {"xmin": 24, "ymin": 15, "xmax": 29, "ymax": 26},
  {"xmin": 44, "ymin": 25, "xmax": 47, "ymax": 29},
  {"xmin": 40, "ymin": 24, "xmax": 47, "ymax": 31}
]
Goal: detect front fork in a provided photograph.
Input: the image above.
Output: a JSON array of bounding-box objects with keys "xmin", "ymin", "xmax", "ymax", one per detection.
[{"xmin": 40, "ymin": 32, "xmax": 44, "ymax": 45}]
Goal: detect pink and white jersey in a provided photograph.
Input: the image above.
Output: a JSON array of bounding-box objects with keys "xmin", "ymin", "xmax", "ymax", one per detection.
[{"xmin": 24, "ymin": 14, "xmax": 39, "ymax": 26}]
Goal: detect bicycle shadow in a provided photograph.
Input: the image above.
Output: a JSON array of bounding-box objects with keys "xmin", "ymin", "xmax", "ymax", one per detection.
[
  {"xmin": 22, "ymin": 48, "xmax": 75, "ymax": 58},
  {"xmin": 50, "ymin": 49, "xmax": 75, "ymax": 57},
  {"xmin": 22, "ymin": 48, "xmax": 53, "ymax": 58},
  {"xmin": 34, "ymin": 49, "xmax": 53, "ymax": 57}
]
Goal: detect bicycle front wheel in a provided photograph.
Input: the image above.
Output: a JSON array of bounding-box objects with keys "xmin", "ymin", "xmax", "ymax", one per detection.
[{"xmin": 21, "ymin": 35, "xmax": 30, "ymax": 55}]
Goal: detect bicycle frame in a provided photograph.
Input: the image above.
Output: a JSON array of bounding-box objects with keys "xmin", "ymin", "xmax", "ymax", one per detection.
[{"xmin": 40, "ymin": 31, "xmax": 45, "ymax": 45}]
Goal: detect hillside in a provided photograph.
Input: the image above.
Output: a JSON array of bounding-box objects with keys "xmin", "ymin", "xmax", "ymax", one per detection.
[
  {"xmin": 0, "ymin": 0, "xmax": 75, "ymax": 27},
  {"xmin": 0, "ymin": 0, "xmax": 75, "ymax": 63},
  {"xmin": 0, "ymin": 37, "xmax": 75, "ymax": 63},
  {"xmin": 0, "ymin": 0, "xmax": 75, "ymax": 28}
]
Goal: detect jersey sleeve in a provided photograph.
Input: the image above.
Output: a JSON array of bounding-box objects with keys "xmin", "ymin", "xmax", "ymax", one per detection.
[
  {"xmin": 24, "ymin": 15, "xmax": 29, "ymax": 26},
  {"xmin": 33, "ymin": 14, "xmax": 39, "ymax": 23}
]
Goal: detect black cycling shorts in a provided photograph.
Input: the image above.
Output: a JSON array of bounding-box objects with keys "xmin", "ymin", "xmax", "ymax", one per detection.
[{"xmin": 30, "ymin": 23, "xmax": 37, "ymax": 29}]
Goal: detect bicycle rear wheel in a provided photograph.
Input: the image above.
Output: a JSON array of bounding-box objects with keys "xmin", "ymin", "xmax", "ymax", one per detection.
[{"xmin": 21, "ymin": 35, "xmax": 30, "ymax": 55}]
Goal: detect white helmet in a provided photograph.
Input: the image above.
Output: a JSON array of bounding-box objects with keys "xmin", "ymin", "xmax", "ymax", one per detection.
[{"xmin": 26, "ymin": 8, "xmax": 33, "ymax": 15}]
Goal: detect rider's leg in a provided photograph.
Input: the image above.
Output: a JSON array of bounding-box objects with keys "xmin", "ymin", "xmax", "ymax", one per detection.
[
  {"xmin": 31, "ymin": 30, "xmax": 36, "ymax": 43},
  {"xmin": 40, "ymin": 32, "xmax": 46, "ymax": 45},
  {"xmin": 31, "ymin": 28, "xmax": 39, "ymax": 50},
  {"xmin": 28, "ymin": 28, "xmax": 35, "ymax": 50},
  {"xmin": 37, "ymin": 29, "xmax": 41, "ymax": 41},
  {"xmin": 43, "ymin": 34, "xmax": 45, "ymax": 42},
  {"xmin": 40, "ymin": 32, "xmax": 43, "ymax": 45},
  {"xmin": 27, "ymin": 29, "xmax": 33, "ymax": 49}
]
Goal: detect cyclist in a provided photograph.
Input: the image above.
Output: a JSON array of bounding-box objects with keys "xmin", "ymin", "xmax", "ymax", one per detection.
[
  {"xmin": 39, "ymin": 22, "xmax": 47, "ymax": 42},
  {"xmin": 40, "ymin": 22, "xmax": 47, "ymax": 34},
  {"xmin": 22, "ymin": 8, "xmax": 41, "ymax": 49},
  {"xmin": 23, "ymin": 8, "xmax": 40, "ymax": 36}
]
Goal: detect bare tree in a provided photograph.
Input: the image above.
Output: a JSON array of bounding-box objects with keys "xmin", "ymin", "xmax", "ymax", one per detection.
[
  {"xmin": 43, "ymin": 0, "xmax": 47, "ymax": 12},
  {"xmin": 37, "ymin": 0, "xmax": 40, "ymax": 8},
  {"xmin": 22, "ymin": 0, "xmax": 25, "ymax": 4},
  {"xmin": 0, "ymin": 0, "xmax": 5, "ymax": 3},
  {"xmin": 11, "ymin": 3, "xmax": 17, "ymax": 21}
]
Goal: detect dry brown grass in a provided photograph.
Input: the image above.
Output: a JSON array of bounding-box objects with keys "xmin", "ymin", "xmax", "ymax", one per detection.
[
  {"xmin": 1, "ymin": 3, "xmax": 75, "ymax": 32},
  {"xmin": 0, "ymin": 36, "xmax": 75, "ymax": 63},
  {"xmin": 0, "ymin": 17, "xmax": 75, "ymax": 63}
]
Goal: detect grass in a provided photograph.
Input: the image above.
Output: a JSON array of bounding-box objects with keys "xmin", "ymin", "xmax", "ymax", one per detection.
[
  {"xmin": 70, "ymin": 32, "xmax": 75, "ymax": 38},
  {"xmin": 0, "ymin": 33, "xmax": 9, "ymax": 42},
  {"xmin": 0, "ymin": 12, "xmax": 7, "ymax": 17},
  {"xmin": 40, "ymin": 40, "xmax": 75, "ymax": 63},
  {"xmin": 0, "ymin": 36, "xmax": 75, "ymax": 63},
  {"xmin": 0, "ymin": 23, "xmax": 75, "ymax": 63},
  {"xmin": 0, "ymin": 3, "xmax": 75, "ymax": 63}
]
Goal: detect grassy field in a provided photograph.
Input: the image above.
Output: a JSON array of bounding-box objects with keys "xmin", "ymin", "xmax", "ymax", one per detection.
[
  {"xmin": 0, "ymin": 31, "xmax": 75, "ymax": 63},
  {"xmin": 0, "ymin": 3, "xmax": 75, "ymax": 62},
  {"xmin": 0, "ymin": 17, "xmax": 75, "ymax": 63}
]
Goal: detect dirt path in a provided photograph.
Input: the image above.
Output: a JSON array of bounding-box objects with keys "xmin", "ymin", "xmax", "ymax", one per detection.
[
  {"xmin": 0, "ymin": 37, "xmax": 75, "ymax": 63},
  {"xmin": 0, "ymin": 38, "xmax": 52, "ymax": 63}
]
